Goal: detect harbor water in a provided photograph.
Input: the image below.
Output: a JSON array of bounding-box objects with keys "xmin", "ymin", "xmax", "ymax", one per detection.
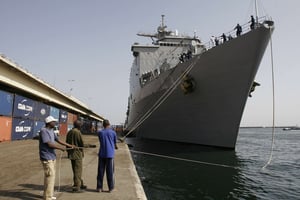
[{"xmin": 127, "ymin": 128, "xmax": 300, "ymax": 200}]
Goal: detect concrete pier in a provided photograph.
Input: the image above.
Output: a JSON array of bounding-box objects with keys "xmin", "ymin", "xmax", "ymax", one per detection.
[{"xmin": 0, "ymin": 134, "xmax": 147, "ymax": 200}]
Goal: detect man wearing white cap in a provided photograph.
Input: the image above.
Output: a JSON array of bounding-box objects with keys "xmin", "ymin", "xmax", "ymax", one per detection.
[{"xmin": 39, "ymin": 116, "xmax": 75, "ymax": 200}]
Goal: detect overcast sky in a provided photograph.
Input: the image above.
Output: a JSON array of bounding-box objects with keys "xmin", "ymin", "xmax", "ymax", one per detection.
[{"xmin": 1, "ymin": 0, "xmax": 299, "ymax": 126}]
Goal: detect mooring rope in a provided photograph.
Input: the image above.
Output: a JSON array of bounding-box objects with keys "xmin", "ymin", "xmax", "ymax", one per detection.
[
  {"xmin": 121, "ymin": 55, "xmax": 201, "ymax": 141},
  {"xmin": 57, "ymin": 150, "xmax": 64, "ymax": 193},
  {"xmin": 130, "ymin": 150, "xmax": 238, "ymax": 169},
  {"xmin": 262, "ymin": 25, "xmax": 276, "ymax": 170}
]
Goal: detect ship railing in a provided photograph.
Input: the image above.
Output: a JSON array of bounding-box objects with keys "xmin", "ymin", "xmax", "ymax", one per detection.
[{"xmin": 203, "ymin": 15, "xmax": 272, "ymax": 50}]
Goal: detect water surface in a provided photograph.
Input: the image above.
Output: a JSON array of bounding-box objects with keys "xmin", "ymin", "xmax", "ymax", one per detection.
[{"xmin": 127, "ymin": 128, "xmax": 300, "ymax": 199}]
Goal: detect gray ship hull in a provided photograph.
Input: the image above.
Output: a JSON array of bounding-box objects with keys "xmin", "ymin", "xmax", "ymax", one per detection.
[{"xmin": 126, "ymin": 24, "xmax": 273, "ymax": 149}]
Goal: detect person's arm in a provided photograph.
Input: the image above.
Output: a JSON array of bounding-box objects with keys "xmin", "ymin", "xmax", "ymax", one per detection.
[
  {"xmin": 114, "ymin": 131, "xmax": 118, "ymax": 150},
  {"xmin": 41, "ymin": 129, "xmax": 69, "ymax": 151},
  {"xmin": 57, "ymin": 139, "xmax": 75, "ymax": 150},
  {"xmin": 76, "ymin": 131, "xmax": 85, "ymax": 148},
  {"xmin": 55, "ymin": 130, "xmax": 75, "ymax": 150},
  {"xmin": 47, "ymin": 142, "xmax": 67, "ymax": 151},
  {"xmin": 74, "ymin": 130, "xmax": 97, "ymax": 148}
]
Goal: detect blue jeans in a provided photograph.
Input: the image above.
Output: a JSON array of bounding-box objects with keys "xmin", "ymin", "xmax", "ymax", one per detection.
[{"xmin": 97, "ymin": 158, "xmax": 114, "ymax": 191}]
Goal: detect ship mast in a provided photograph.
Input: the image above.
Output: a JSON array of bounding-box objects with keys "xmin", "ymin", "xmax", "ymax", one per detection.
[
  {"xmin": 161, "ymin": 15, "xmax": 165, "ymax": 30},
  {"xmin": 157, "ymin": 14, "xmax": 169, "ymax": 40},
  {"xmin": 255, "ymin": 0, "xmax": 259, "ymax": 23}
]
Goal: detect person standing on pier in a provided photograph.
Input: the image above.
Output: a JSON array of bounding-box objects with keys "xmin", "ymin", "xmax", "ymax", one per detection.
[
  {"xmin": 66, "ymin": 120, "xmax": 88, "ymax": 193},
  {"xmin": 39, "ymin": 116, "xmax": 75, "ymax": 200},
  {"xmin": 96, "ymin": 119, "xmax": 118, "ymax": 192}
]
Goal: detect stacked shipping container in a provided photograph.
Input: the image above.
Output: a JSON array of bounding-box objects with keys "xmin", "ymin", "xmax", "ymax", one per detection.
[
  {"xmin": 59, "ymin": 109, "xmax": 68, "ymax": 135},
  {"xmin": 32, "ymin": 102, "xmax": 50, "ymax": 138},
  {"xmin": 11, "ymin": 94, "xmax": 35, "ymax": 140},
  {"xmin": 66, "ymin": 112, "xmax": 78, "ymax": 133},
  {"xmin": 0, "ymin": 89, "xmax": 98, "ymax": 142},
  {"xmin": 0, "ymin": 90, "xmax": 14, "ymax": 141}
]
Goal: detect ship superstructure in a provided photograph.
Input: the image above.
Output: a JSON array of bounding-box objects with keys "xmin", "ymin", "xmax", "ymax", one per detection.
[{"xmin": 129, "ymin": 15, "xmax": 205, "ymax": 102}]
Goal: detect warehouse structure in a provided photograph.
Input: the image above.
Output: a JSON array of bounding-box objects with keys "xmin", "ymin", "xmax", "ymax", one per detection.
[{"xmin": 0, "ymin": 54, "xmax": 104, "ymax": 142}]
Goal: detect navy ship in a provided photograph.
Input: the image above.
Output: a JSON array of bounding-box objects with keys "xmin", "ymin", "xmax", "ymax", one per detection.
[{"xmin": 124, "ymin": 15, "xmax": 274, "ymax": 149}]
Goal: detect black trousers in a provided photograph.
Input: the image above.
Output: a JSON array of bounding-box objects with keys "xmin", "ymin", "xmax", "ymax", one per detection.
[{"xmin": 96, "ymin": 158, "xmax": 114, "ymax": 190}]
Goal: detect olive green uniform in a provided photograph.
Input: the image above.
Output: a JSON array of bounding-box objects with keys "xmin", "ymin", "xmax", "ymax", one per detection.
[{"xmin": 66, "ymin": 128, "xmax": 85, "ymax": 190}]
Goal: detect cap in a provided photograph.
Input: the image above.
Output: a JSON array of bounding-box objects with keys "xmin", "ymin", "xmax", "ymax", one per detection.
[{"xmin": 45, "ymin": 116, "xmax": 58, "ymax": 123}]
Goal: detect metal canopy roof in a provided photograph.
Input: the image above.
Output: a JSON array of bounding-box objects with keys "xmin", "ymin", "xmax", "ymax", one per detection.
[{"xmin": 0, "ymin": 54, "xmax": 104, "ymax": 121}]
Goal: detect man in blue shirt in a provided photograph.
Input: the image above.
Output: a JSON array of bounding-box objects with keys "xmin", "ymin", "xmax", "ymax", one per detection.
[
  {"xmin": 39, "ymin": 116, "xmax": 74, "ymax": 200},
  {"xmin": 96, "ymin": 119, "xmax": 118, "ymax": 192}
]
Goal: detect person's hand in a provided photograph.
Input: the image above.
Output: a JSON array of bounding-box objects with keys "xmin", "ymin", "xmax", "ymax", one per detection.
[
  {"xmin": 71, "ymin": 145, "xmax": 80, "ymax": 150},
  {"xmin": 68, "ymin": 145, "xmax": 76, "ymax": 149},
  {"xmin": 115, "ymin": 145, "xmax": 118, "ymax": 150}
]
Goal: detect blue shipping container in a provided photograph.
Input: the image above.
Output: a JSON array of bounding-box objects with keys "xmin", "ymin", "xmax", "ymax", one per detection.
[
  {"xmin": 13, "ymin": 94, "xmax": 35, "ymax": 119},
  {"xmin": 11, "ymin": 118, "xmax": 34, "ymax": 140},
  {"xmin": 59, "ymin": 109, "xmax": 68, "ymax": 123},
  {"xmin": 33, "ymin": 120, "xmax": 44, "ymax": 138},
  {"xmin": 0, "ymin": 90, "xmax": 14, "ymax": 116},
  {"xmin": 34, "ymin": 102, "xmax": 50, "ymax": 121},
  {"xmin": 49, "ymin": 106, "xmax": 60, "ymax": 120}
]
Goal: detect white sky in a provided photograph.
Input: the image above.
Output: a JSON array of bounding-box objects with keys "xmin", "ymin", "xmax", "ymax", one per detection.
[{"xmin": 0, "ymin": 0, "xmax": 299, "ymax": 126}]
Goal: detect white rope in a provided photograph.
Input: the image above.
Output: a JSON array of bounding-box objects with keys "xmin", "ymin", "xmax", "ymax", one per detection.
[
  {"xmin": 262, "ymin": 26, "xmax": 276, "ymax": 170},
  {"xmin": 121, "ymin": 56, "xmax": 201, "ymax": 141},
  {"xmin": 130, "ymin": 150, "xmax": 238, "ymax": 169},
  {"xmin": 57, "ymin": 151, "xmax": 64, "ymax": 192}
]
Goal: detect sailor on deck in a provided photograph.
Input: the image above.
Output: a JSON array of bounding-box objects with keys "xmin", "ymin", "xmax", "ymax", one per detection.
[{"xmin": 234, "ymin": 23, "xmax": 242, "ymax": 36}]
